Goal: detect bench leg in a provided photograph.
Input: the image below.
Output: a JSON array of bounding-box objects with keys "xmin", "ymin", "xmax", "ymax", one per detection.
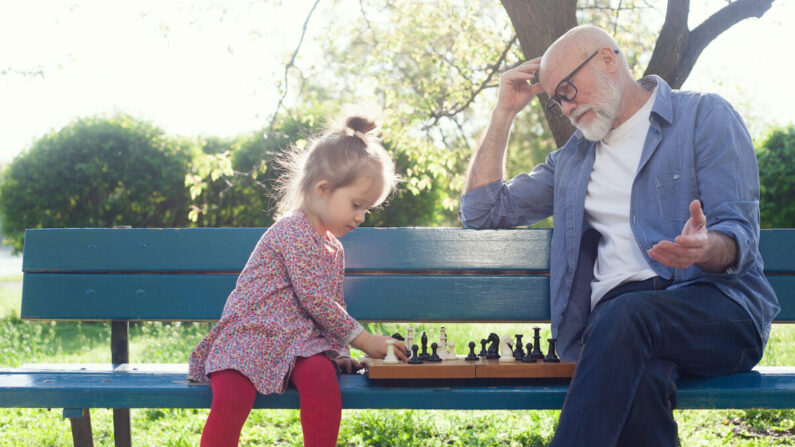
[
  {"xmin": 114, "ymin": 409, "xmax": 132, "ymax": 447},
  {"xmin": 63, "ymin": 408, "xmax": 94, "ymax": 447}
]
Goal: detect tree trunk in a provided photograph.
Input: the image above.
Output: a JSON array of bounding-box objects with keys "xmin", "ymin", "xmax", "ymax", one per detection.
[
  {"xmin": 501, "ymin": 0, "xmax": 578, "ymax": 147},
  {"xmin": 501, "ymin": 0, "xmax": 777, "ymax": 147}
]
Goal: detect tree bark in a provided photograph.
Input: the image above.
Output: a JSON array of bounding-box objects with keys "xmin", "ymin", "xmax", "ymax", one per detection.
[
  {"xmin": 501, "ymin": 0, "xmax": 578, "ymax": 147},
  {"xmin": 501, "ymin": 0, "xmax": 776, "ymax": 146}
]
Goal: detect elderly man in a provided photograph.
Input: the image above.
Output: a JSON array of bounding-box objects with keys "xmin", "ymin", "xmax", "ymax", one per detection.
[{"xmin": 460, "ymin": 25, "xmax": 779, "ymax": 446}]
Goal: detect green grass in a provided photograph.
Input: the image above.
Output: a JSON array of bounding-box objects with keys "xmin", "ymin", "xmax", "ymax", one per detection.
[{"xmin": 1, "ymin": 282, "xmax": 793, "ymax": 446}]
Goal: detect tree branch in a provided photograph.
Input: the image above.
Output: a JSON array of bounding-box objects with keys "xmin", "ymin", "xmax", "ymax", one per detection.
[
  {"xmin": 265, "ymin": 0, "xmax": 321, "ymax": 138},
  {"xmin": 423, "ymin": 34, "xmax": 518, "ymax": 129},
  {"xmin": 678, "ymin": 0, "xmax": 775, "ymax": 86}
]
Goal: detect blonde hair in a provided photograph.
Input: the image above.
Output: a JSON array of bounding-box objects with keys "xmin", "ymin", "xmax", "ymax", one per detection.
[{"xmin": 274, "ymin": 115, "xmax": 400, "ymax": 219}]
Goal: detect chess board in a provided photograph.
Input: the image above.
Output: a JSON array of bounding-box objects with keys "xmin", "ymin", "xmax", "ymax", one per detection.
[{"xmin": 364, "ymin": 356, "xmax": 576, "ymax": 380}]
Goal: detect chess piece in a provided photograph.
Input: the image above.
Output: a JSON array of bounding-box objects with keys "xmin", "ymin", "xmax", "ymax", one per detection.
[
  {"xmin": 448, "ymin": 341, "xmax": 457, "ymax": 359},
  {"xmin": 391, "ymin": 332, "xmax": 404, "ymax": 341},
  {"xmin": 544, "ymin": 338, "xmax": 560, "ymax": 363},
  {"xmin": 428, "ymin": 342, "xmax": 442, "ymax": 362},
  {"xmin": 408, "ymin": 344, "xmax": 423, "ymax": 364},
  {"xmin": 420, "ymin": 331, "xmax": 430, "ymax": 360},
  {"xmin": 499, "ymin": 335, "xmax": 516, "ymax": 362},
  {"xmin": 513, "ymin": 334, "xmax": 525, "ymax": 359},
  {"xmin": 439, "ymin": 326, "xmax": 450, "ymax": 359},
  {"xmin": 478, "ymin": 338, "xmax": 488, "ymax": 357},
  {"xmin": 383, "ymin": 339, "xmax": 399, "ymax": 364},
  {"xmin": 405, "ymin": 326, "xmax": 415, "ymax": 357},
  {"xmin": 465, "ymin": 341, "xmax": 479, "ymax": 361},
  {"xmin": 486, "ymin": 333, "xmax": 501, "ymax": 359},
  {"xmin": 531, "ymin": 327, "xmax": 545, "ymax": 361},
  {"xmin": 521, "ymin": 342, "xmax": 537, "ymax": 363}
]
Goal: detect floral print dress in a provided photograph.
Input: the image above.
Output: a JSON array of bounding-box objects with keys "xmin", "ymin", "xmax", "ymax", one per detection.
[{"xmin": 187, "ymin": 213, "xmax": 364, "ymax": 394}]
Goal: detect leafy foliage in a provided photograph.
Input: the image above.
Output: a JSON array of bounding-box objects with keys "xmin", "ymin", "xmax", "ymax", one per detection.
[
  {"xmin": 757, "ymin": 125, "xmax": 795, "ymax": 228},
  {"xmin": 0, "ymin": 114, "xmax": 197, "ymax": 252}
]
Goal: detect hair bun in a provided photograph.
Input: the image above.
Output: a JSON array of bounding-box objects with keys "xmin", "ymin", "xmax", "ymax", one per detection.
[{"xmin": 345, "ymin": 115, "xmax": 377, "ymax": 135}]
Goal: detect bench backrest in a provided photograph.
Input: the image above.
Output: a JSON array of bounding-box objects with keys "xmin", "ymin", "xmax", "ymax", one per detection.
[{"xmin": 21, "ymin": 228, "xmax": 795, "ymax": 323}]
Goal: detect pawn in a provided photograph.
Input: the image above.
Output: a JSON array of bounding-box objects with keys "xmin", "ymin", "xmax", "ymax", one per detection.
[
  {"xmin": 478, "ymin": 338, "xmax": 488, "ymax": 357},
  {"xmin": 408, "ymin": 344, "xmax": 423, "ymax": 364},
  {"xmin": 465, "ymin": 341, "xmax": 479, "ymax": 361},
  {"xmin": 448, "ymin": 341, "xmax": 457, "ymax": 359},
  {"xmin": 513, "ymin": 334, "xmax": 525, "ymax": 360},
  {"xmin": 543, "ymin": 338, "xmax": 560, "ymax": 363},
  {"xmin": 428, "ymin": 342, "xmax": 442, "ymax": 362},
  {"xmin": 521, "ymin": 342, "xmax": 537, "ymax": 363},
  {"xmin": 383, "ymin": 339, "xmax": 399, "ymax": 364}
]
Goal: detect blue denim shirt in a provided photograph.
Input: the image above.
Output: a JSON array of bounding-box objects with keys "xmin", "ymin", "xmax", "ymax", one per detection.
[{"xmin": 460, "ymin": 76, "xmax": 779, "ymax": 361}]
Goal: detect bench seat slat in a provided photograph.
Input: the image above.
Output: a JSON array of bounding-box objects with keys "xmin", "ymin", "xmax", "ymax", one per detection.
[
  {"xmin": 21, "ymin": 273, "xmax": 550, "ymax": 322},
  {"xmin": 2, "ymin": 367, "xmax": 794, "ymax": 410}
]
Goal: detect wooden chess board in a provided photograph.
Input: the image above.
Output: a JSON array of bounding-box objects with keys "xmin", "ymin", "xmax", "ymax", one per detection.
[{"xmin": 364, "ymin": 356, "xmax": 576, "ymax": 380}]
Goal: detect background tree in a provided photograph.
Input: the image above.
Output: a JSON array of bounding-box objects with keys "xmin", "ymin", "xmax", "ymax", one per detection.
[
  {"xmin": 0, "ymin": 114, "xmax": 196, "ymax": 252},
  {"xmin": 757, "ymin": 124, "xmax": 795, "ymax": 228}
]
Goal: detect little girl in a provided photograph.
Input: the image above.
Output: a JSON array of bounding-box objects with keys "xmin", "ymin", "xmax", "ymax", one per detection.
[{"xmin": 188, "ymin": 115, "xmax": 407, "ymax": 447}]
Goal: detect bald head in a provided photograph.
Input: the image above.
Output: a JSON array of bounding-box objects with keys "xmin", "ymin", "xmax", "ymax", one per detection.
[{"xmin": 539, "ymin": 25, "xmax": 627, "ymax": 92}]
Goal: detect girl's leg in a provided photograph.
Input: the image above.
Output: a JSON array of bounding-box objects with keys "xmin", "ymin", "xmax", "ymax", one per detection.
[
  {"xmin": 290, "ymin": 354, "xmax": 342, "ymax": 447},
  {"xmin": 201, "ymin": 369, "xmax": 257, "ymax": 447}
]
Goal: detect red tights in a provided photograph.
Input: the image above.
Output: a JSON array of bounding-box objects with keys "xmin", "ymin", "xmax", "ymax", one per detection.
[{"xmin": 200, "ymin": 354, "xmax": 342, "ymax": 446}]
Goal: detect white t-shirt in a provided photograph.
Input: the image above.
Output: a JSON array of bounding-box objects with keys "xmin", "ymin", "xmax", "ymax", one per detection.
[{"xmin": 585, "ymin": 88, "xmax": 658, "ymax": 309}]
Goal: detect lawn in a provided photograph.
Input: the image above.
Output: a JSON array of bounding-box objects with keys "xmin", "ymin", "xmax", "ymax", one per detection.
[{"xmin": 0, "ymin": 279, "xmax": 793, "ymax": 446}]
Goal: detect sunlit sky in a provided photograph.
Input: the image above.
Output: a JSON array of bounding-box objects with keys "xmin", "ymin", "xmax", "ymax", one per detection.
[{"xmin": 1, "ymin": 0, "xmax": 793, "ymax": 166}]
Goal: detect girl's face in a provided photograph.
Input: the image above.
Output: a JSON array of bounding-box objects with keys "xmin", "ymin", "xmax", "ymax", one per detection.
[{"xmin": 307, "ymin": 174, "xmax": 384, "ymax": 238}]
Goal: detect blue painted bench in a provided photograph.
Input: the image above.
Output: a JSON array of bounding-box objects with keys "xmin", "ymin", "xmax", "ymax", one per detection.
[{"xmin": 1, "ymin": 227, "xmax": 793, "ymax": 446}]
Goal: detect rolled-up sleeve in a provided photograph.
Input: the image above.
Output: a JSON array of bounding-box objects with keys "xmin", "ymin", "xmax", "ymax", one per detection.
[
  {"xmin": 694, "ymin": 94, "xmax": 761, "ymax": 277},
  {"xmin": 460, "ymin": 152, "xmax": 557, "ymax": 229}
]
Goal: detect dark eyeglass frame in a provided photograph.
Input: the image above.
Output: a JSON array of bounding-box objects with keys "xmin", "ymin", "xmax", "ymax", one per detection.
[{"xmin": 546, "ymin": 48, "xmax": 619, "ymax": 117}]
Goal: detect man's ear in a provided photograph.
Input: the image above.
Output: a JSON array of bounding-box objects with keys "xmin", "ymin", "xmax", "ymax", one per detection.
[
  {"xmin": 599, "ymin": 47, "xmax": 618, "ymax": 73},
  {"xmin": 314, "ymin": 180, "xmax": 331, "ymax": 196}
]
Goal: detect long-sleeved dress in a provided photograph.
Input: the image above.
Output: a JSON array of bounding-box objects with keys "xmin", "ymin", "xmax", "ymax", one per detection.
[{"xmin": 187, "ymin": 213, "xmax": 364, "ymax": 394}]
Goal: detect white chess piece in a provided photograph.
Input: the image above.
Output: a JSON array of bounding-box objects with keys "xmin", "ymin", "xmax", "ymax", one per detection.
[
  {"xmin": 448, "ymin": 341, "xmax": 457, "ymax": 359},
  {"xmin": 383, "ymin": 339, "xmax": 399, "ymax": 364},
  {"xmin": 499, "ymin": 335, "xmax": 516, "ymax": 362},
  {"xmin": 405, "ymin": 326, "xmax": 415, "ymax": 354},
  {"xmin": 439, "ymin": 326, "xmax": 450, "ymax": 359}
]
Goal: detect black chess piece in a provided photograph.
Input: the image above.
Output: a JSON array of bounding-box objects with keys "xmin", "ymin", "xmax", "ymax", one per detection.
[
  {"xmin": 478, "ymin": 338, "xmax": 488, "ymax": 357},
  {"xmin": 513, "ymin": 334, "xmax": 525, "ymax": 359},
  {"xmin": 428, "ymin": 342, "xmax": 442, "ymax": 362},
  {"xmin": 408, "ymin": 344, "xmax": 423, "ymax": 364},
  {"xmin": 466, "ymin": 341, "xmax": 479, "ymax": 361},
  {"xmin": 420, "ymin": 331, "xmax": 430, "ymax": 360},
  {"xmin": 391, "ymin": 332, "xmax": 404, "ymax": 341},
  {"xmin": 522, "ymin": 342, "xmax": 537, "ymax": 363},
  {"xmin": 486, "ymin": 333, "xmax": 501, "ymax": 359},
  {"xmin": 543, "ymin": 338, "xmax": 560, "ymax": 363},
  {"xmin": 531, "ymin": 327, "xmax": 545, "ymax": 360}
]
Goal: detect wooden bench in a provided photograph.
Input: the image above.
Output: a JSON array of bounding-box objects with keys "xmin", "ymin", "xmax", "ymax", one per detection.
[{"xmin": 1, "ymin": 227, "xmax": 794, "ymax": 447}]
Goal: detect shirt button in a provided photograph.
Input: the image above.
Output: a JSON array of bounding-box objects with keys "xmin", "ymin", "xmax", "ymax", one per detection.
[{"xmin": 673, "ymin": 174, "xmax": 680, "ymax": 179}]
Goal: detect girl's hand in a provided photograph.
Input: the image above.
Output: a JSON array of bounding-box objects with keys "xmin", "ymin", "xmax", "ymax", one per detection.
[
  {"xmin": 351, "ymin": 332, "xmax": 408, "ymax": 362},
  {"xmin": 335, "ymin": 357, "xmax": 365, "ymax": 374}
]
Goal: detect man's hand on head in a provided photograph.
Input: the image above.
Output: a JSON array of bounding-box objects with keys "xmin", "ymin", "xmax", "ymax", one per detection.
[{"xmin": 496, "ymin": 57, "xmax": 546, "ymax": 117}]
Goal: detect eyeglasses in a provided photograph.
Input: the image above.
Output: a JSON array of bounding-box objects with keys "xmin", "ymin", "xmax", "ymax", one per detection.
[{"xmin": 546, "ymin": 49, "xmax": 619, "ymax": 117}]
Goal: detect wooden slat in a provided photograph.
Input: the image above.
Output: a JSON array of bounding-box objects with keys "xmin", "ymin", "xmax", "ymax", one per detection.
[
  {"xmin": 759, "ymin": 229, "xmax": 795, "ymax": 273},
  {"xmin": 21, "ymin": 273, "xmax": 550, "ymax": 322},
  {"xmin": 22, "ymin": 228, "xmax": 552, "ymax": 273},
  {"xmin": 2, "ymin": 367, "xmax": 794, "ymax": 410}
]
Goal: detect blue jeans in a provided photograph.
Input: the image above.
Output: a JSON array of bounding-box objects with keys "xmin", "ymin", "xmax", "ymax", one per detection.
[{"xmin": 550, "ymin": 279, "xmax": 762, "ymax": 447}]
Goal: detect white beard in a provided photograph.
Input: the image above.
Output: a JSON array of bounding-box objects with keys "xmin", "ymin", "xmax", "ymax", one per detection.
[{"xmin": 568, "ymin": 69, "xmax": 621, "ymax": 142}]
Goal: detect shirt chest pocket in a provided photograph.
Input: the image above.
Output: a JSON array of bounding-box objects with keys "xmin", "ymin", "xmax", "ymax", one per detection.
[{"xmin": 654, "ymin": 171, "xmax": 698, "ymax": 221}]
